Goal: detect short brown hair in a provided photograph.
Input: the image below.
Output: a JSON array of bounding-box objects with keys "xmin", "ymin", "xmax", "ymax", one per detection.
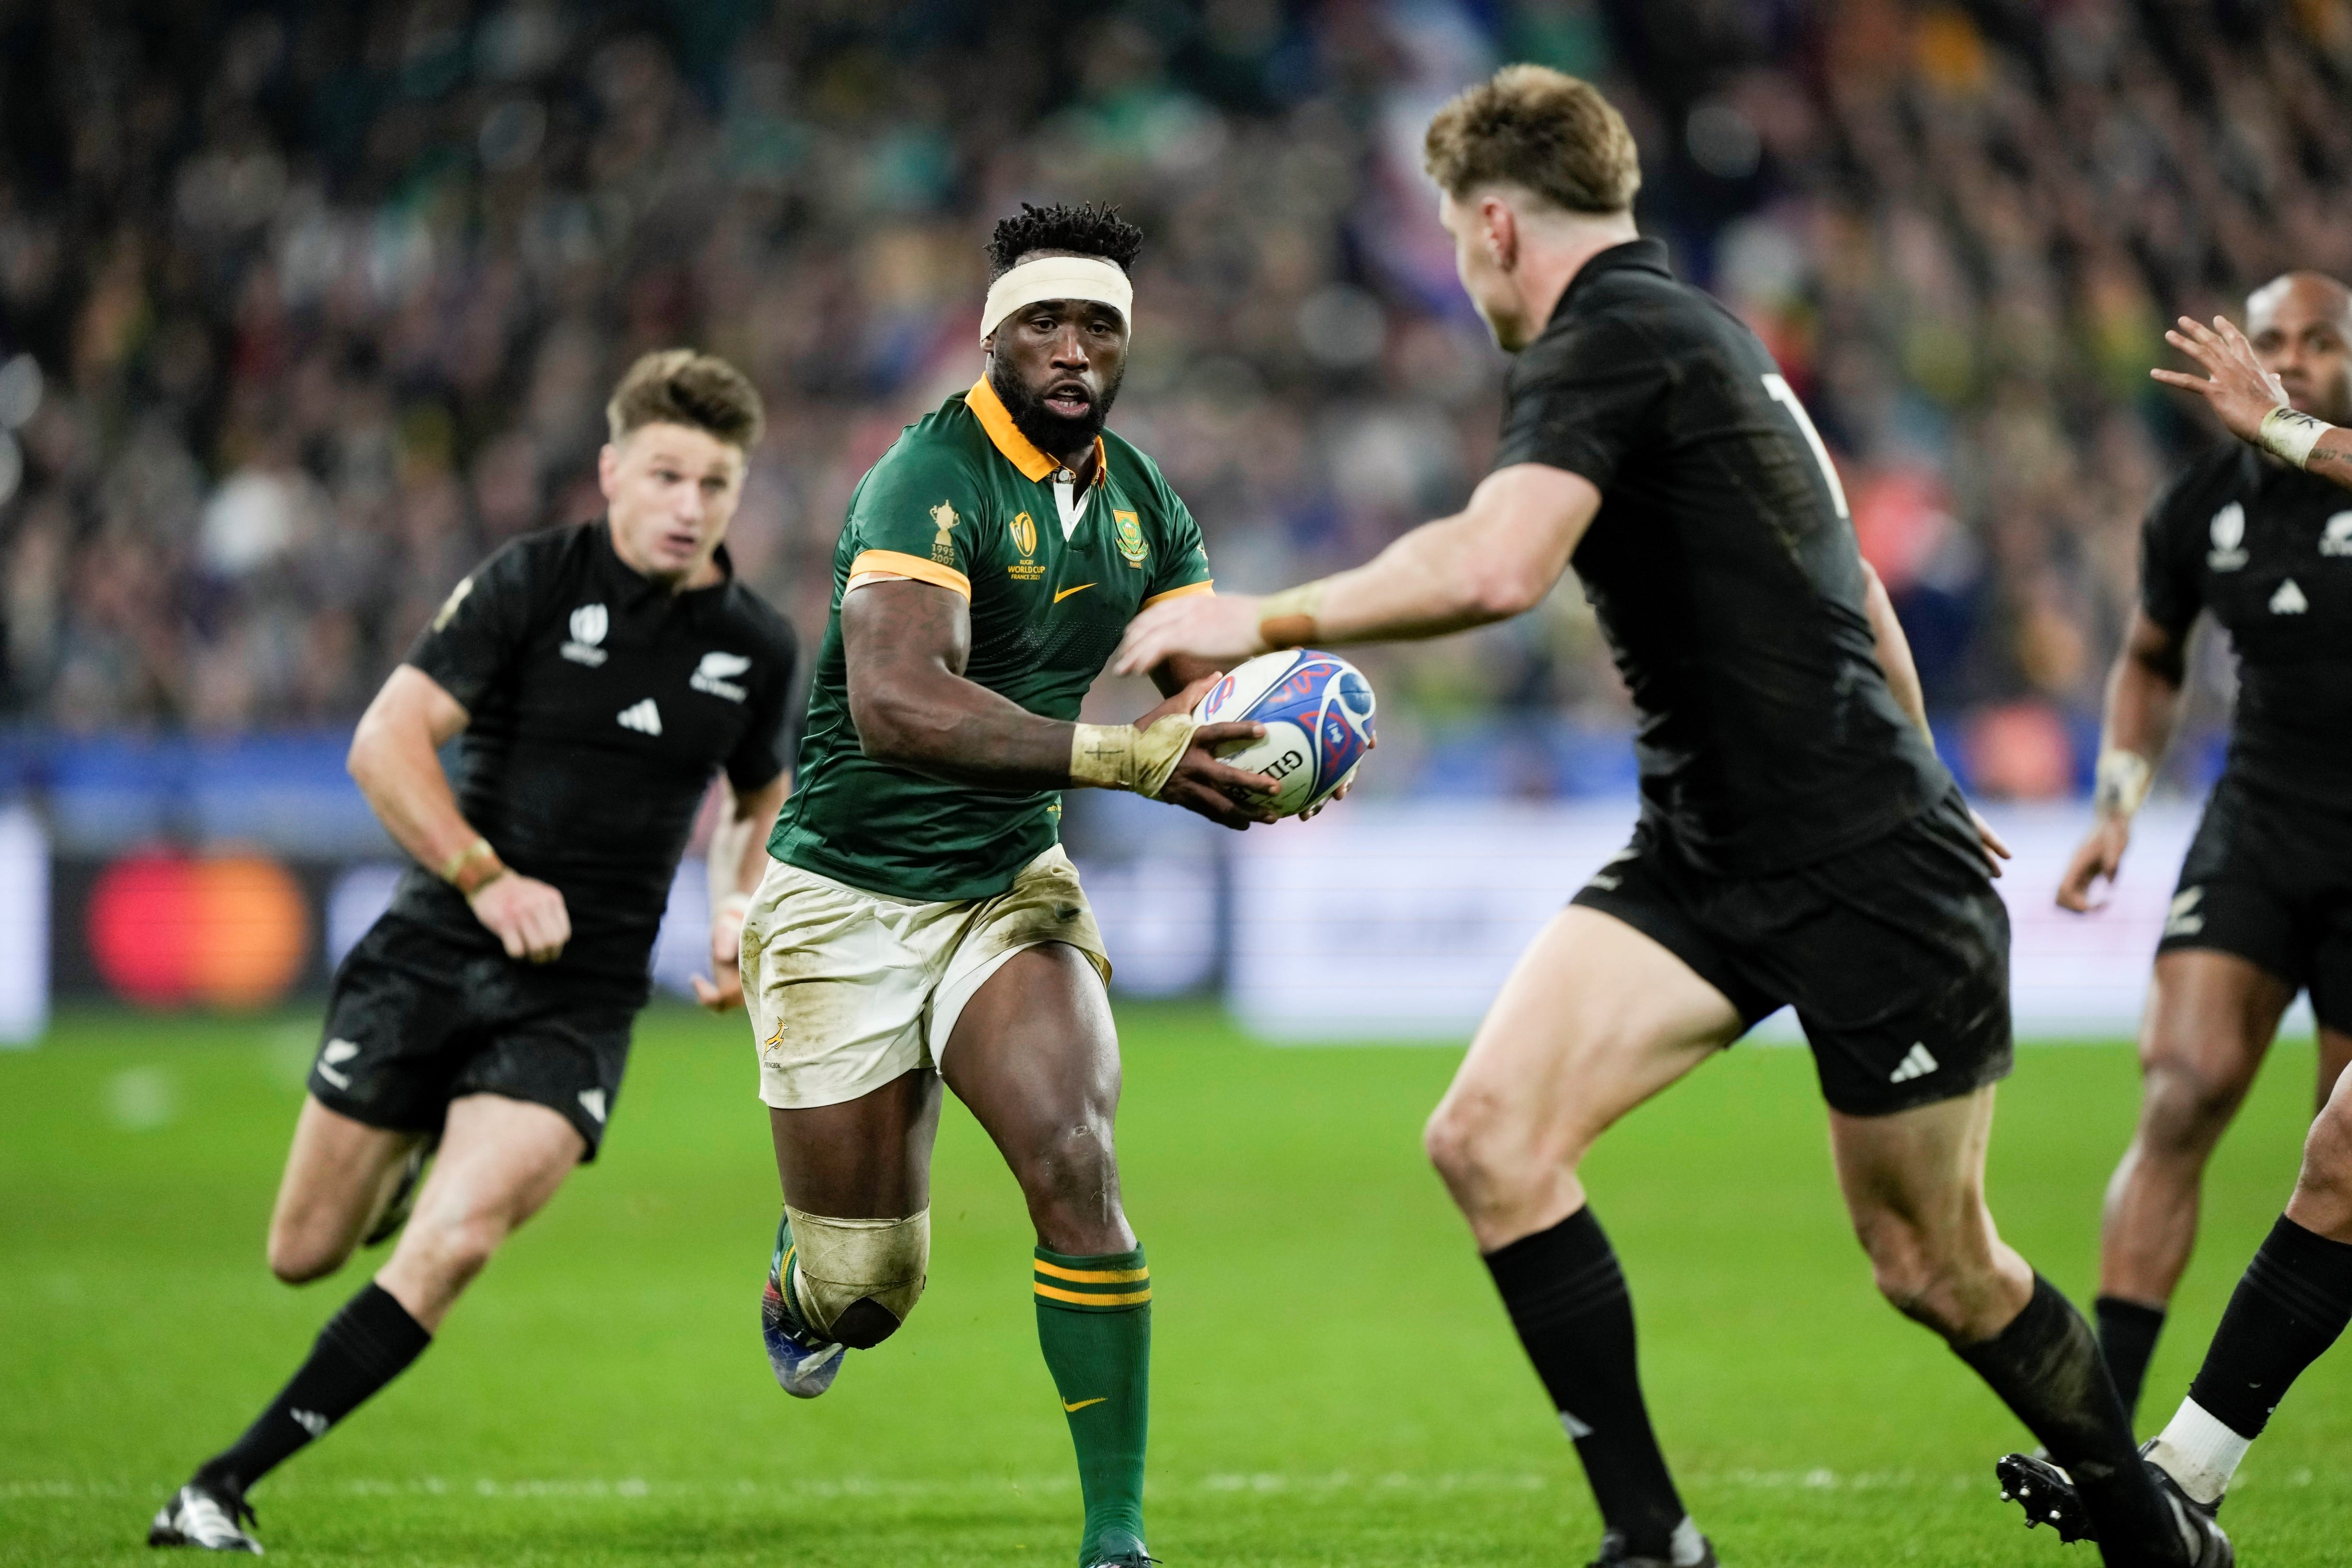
[
  {"xmin": 606, "ymin": 349, "xmax": 765, "ymax": 449},
  {"xmin": 1424, "ymin": 65, "xmax": 1641, "ymax": 215}
]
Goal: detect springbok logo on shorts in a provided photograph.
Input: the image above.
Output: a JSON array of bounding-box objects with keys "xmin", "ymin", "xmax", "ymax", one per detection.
[
  {"xmin": 2208, "ymin": 503, "xmax": 2247, "ymax": 570},
  {"xmin": 2322, "ymin": 511, "xmax": 2352, "ymax": 557},
  {"xmin": 563, "ymin": 603, "xmax": 610, "ymax": 666}
]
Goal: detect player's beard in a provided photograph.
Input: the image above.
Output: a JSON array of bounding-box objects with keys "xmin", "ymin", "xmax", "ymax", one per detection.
[{"xmin": 991, "ymin": 360, "xmax": 1123, "ymax": 460}]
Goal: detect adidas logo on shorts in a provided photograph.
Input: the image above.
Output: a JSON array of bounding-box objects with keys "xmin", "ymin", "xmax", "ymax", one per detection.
[
  {"xmin": 1888, "ymin": 1042, "xmax": 1939, "ymax": 1085},
  {"xmin": 617, "ymin": 699, "xmax": 663, "ymax": 735}
]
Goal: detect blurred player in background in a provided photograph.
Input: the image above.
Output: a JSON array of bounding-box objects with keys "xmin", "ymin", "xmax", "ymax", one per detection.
[
  {"xmin": 738, "ymin": 203, "xmax": 1277, "ymax": 1568},
  {"xmin": 1117, "ymin": 66, "xmax": 2227, "ymax": 1568},
  {"xmin": 148, "ymin": 352, "xmax": 799, "ymax": 1553},
  {"xmin": 1996, "ymin": 294, "xmax": 2352, "ymax": 1547},
  {"xmin": 2056, "ymin": 273, "xmax": 2352, "ymax": 1427}
]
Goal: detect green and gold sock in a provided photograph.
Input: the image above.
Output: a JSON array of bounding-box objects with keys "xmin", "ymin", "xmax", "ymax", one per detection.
[{"xmin": 1033, "ymin": 1244, "xmax": 1151, "ymax": 1566}]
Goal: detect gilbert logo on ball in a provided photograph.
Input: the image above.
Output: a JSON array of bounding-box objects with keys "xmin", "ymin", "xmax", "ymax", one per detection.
[{"xmin": 1192, "ymin": 649, "xmax": 1376, "ymax": 817}]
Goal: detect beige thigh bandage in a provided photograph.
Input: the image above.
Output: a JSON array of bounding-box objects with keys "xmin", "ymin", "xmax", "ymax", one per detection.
[{"xmin": 783, "ymin": 1206, "xmax": 930, "ymax": 1348}]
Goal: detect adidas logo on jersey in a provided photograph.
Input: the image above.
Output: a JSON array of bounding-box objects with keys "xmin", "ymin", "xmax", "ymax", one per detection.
[
  {"xmin": 617, "ymin": 699, "xmax": 663, "ymax": 735},
  {"xmin": 563, "ymin": 603, "xmax": 610, "ymax": 665},
  {"xmin": 2270, "ymin": 578, "xmax": 2308, "ymax": 615},
  {"xmin": 690, "ymin": 651, "xmax": 751, "ymax": 702},
  {"xmin": 1888, "ymin": 1042, "xmax": 1939, "ymax": 1084}
]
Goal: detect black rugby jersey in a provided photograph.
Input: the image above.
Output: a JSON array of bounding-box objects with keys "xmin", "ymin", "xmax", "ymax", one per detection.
[
  {"xmin": 1494, "ymin": 239, "xmax": 1950, "ymax": 874},
  {"xmin": 388, "ymin": 520, "xmax": 799, "ymax": 988},
  {"xmin": 2141, "ymin": 444, "xmax": 2352, "ymax": 811}
]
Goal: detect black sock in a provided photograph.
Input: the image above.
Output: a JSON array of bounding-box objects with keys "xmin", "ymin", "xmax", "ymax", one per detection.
[
  {"xmin": 2094, "ymin": 1295, "xmax": 2166, "ymax": 1427},
  {"xmin": 1953, "ymin": 1275, "xmax": 2181, "ymax": 1563},
  {"xmin": 1483, "ymin": 1207, "xmax": 1686, "ymax": 1559},
  {"xmin": 194, "ymin": 1283, "xmax": 432, "ymax": 1496},
  {"xmin": 2187, "ymin": 1216, "xmax": 2352, "ymax": 1439}
]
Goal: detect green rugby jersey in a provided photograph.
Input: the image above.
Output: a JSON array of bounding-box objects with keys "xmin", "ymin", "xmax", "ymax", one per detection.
[{"xmin": 768, "ymin": 376, "xmax": 1215, "ymax": 902}]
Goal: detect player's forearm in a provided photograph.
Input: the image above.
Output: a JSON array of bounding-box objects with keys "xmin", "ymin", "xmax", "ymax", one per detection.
[
  {"xmin": 2309, "ymin": 426, "xmax": 2352, "ymax": 489},
  {"xmin": 851, "ymin": 665, "xmax": 1077, "ymax": 789},
  {"xmin": 708, "ymin": 776, "xmax": 788, "ymax": 898},
  {"xmin": 1860, "ymin": 563, "xmax": 1931, "ymax": 744},
  {"xmin": 2093, "ymin": 651, "xmax": 2183, "ymax": 822},
  {"xmin": 348, "ymin": 709, "xmax": 483, "ymax": 878}
]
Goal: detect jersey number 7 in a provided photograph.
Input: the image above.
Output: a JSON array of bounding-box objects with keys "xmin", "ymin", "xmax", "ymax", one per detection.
[{"xmin": 1762, "ymin": 373, "xmax": 1851, "ymax": 521}]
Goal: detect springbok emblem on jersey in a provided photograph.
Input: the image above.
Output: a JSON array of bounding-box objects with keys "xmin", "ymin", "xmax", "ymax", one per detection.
[
  {"xmin": 1112, "ymin": 509, "xmax": 1147, "ymax": 567},
  {"xmin": 929, "ymin": 500, "xmax": 960, "ymax": 566}
]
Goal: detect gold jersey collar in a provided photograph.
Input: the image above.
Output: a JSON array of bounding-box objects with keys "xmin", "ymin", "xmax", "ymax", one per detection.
[{"xmin": 966, "ymin": 376, "xmax": 1108, "ymax": 487}]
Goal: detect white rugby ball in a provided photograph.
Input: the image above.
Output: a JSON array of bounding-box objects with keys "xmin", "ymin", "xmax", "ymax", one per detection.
[{"xmin": 1191, "ymin": 649, "xmax": 1377, "ymax": 817}]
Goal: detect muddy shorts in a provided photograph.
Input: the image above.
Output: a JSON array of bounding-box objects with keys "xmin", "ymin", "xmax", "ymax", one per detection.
[{"xmin": 741, "ymin": 844, "xmax": 1111, "ymax": 1110}]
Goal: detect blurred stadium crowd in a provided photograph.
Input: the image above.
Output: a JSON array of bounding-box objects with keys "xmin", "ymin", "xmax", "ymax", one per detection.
[{"xmin": 3, "ymin": 0, "xmax": 2348, "ymax": 801}]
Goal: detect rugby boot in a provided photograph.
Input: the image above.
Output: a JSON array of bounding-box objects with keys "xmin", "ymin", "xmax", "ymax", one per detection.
[
  {"xmin": 147, "ymin": 1481, "xmax": 262, "ymax": 1554},
  {"xmin": 1997, "ymin": 1448, "xmax": 2233, "ymax": 1566},
  {"xmin": 361, "ymin": 1138, "xmax": 435, "ymax": 1248},
  {"xmin": 1082, "ymin": 1548, "xmax": 1158, "ymax": 1568},
  {"xmin": 762, "ymin": 1211, "xmax": 845, "ymax": 1398},
  {"xmin": 1586, "ymin": 1529, "xmax": 1716, "ymax": 1567}
]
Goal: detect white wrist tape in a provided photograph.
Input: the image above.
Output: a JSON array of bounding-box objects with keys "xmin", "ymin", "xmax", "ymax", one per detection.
[
  {"xmin": 1069, "ymin": 715, "xmax": 1197, "ymax": 799},
  {"xmin": 980, "ymin": 256, "xmax": 1132, "ymax": 343},
  {"xmin": 2259, "ymin": 405, "xmax": 2331, "ymax": 469},
  {"xmin": 2094, "ymin": 749, "xmax": 2152, "ymax": 819}
]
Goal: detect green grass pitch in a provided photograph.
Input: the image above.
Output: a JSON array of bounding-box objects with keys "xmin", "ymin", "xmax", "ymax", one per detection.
[{"xmin": 4, "ymin": 1002, "xmax": 2348, "ymax": 1566}]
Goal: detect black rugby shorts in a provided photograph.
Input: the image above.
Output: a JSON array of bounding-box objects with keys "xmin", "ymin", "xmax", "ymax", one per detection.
[
  {"xmin": 1570, "ymin": 792, "xmax": 2013, "ymax": 1116},
  {"xmin": 2160, "ymin": 774, "xmax": 2352, "ymax": 1032},
  {"xmin": 306, "ymin": 915, "xmax": 642, "ymax": 1159}
]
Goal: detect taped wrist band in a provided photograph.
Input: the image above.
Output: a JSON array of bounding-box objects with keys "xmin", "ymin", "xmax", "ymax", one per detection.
[
  {"xmin": 2094, "ymin": 750, "xmax": 2152, "ymax": 820},
  {"xmin": 1257, "ymin": 580, "xmax": 1328, "ymax": 651},
  {"xmin": 2259, "ymin": 405, "xmax": 2331, "ymax": 470},
  {"xmin": 440, "ymin": 837, "xmax": 508, "ymax": 897},
  {"xmin": 1070, "ymin": 714, "xmax": 1198, "ymax": 799}
]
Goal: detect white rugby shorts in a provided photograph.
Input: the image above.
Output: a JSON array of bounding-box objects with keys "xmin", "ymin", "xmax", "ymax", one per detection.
[{"xmin": 741, "ymin": 844, "xmax": 1111, "ymax": 1110}]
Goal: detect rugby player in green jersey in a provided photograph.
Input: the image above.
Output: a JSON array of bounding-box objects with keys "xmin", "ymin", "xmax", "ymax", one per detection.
[{"xmin": 738, "ymin": 203, "xmax": 1279, "ymax": 1568}]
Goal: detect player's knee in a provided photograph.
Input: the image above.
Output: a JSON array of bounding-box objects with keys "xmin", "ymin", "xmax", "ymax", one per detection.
[
  {"xmin": 1424, "ymin": 1091, "xmax": 1536, "ymax": 1200},
  {"xmin": 786, "ymin": 1207, "xmax": 929, "ymax": 1350},
  {"xmin": 2136, "ymin": 1058, "xmax": 2249, "ymax": 1156},
  {"xmin": 1013, "ymin": 1119, "xmax": 1122, "ymax": 1232},
  {"xmin": 400, "ymin": 1210, "xmax": 506, "ymax": 1290},
  {"xmin": 2292, "ymin": 1099, "xmax": 2352, "ymax": 1210},
  {"xmin": 266, "ymin": 1226, "xmax": 348, "ymax": 1285}
]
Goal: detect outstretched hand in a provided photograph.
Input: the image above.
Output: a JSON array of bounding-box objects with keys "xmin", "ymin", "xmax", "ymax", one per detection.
[
  {"xmin": 2151, "ymin": 315, "xmax": 2290, "ymax": 445},
  {"xmin": 1114, "ymin": 593, "xmax": 1266, "ymax": 678},
  {"xmin": 1138, "ymin": 672, "xmax": 1282, "ymax": 831}
]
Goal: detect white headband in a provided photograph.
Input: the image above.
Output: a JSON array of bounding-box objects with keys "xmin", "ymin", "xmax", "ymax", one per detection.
[{"xmin": 979, "ymin": 256, "xmax": 1133, "ymax": 344}]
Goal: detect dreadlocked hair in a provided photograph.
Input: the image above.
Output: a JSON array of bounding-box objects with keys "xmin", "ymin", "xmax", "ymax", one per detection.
[{"xmin": 985, "ymin": 202, "xmax": 1145, "ymax": 279}]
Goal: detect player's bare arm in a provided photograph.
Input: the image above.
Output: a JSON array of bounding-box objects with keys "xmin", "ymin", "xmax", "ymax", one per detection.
[
  {"xmin": 347, "ymin": 664, "xmax": 571, "ymax": 964},
  {"xmin": 2155, "ymin": 302, "xmax": 2352, "ymax": 487},
  {"xmin": 2058, "ymin": 612, "xmax": 2187, "ymax": 913},
  {"xmin": 842, "ymin": 574, "xmax": 1279, "ymax": 828},
  {"xmin": 1859, "ymin": 560, "xmax": 2010, "ymax": 876},
  {"xmin": 694, "ymin": 769, "xmax": 790, "ymax": 1012},
  {"xmin": 1112, "ymin": 462, "xmax": 1598, "ymax": 673}
]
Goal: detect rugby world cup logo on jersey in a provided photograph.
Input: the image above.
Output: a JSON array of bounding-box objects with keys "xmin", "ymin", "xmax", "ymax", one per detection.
[
  {"xmin": 1008, "ymin": 511, "xmax": 1045, "ymax": 582},
  {"xmin": 1112, "ymin": 509, "xmax": 1147, "ymax": 567},
  {"xmin": 691, "ymin": 651, "xmax": 752, "ymax": 702},
  {"xmin": 2208, "ymin": 502, "xmax": 2247, "ymax": 570},
  {"xmin": 2323, "ymin": 511, "xmax": 2352, "ymax": 557},
  {"xmin": 562, "ymin": 603, "xmax": 609, "ymax": 665},
  {"xmin": 929, "ymin": 500, "xmax": 959, "ymax": 566}
]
